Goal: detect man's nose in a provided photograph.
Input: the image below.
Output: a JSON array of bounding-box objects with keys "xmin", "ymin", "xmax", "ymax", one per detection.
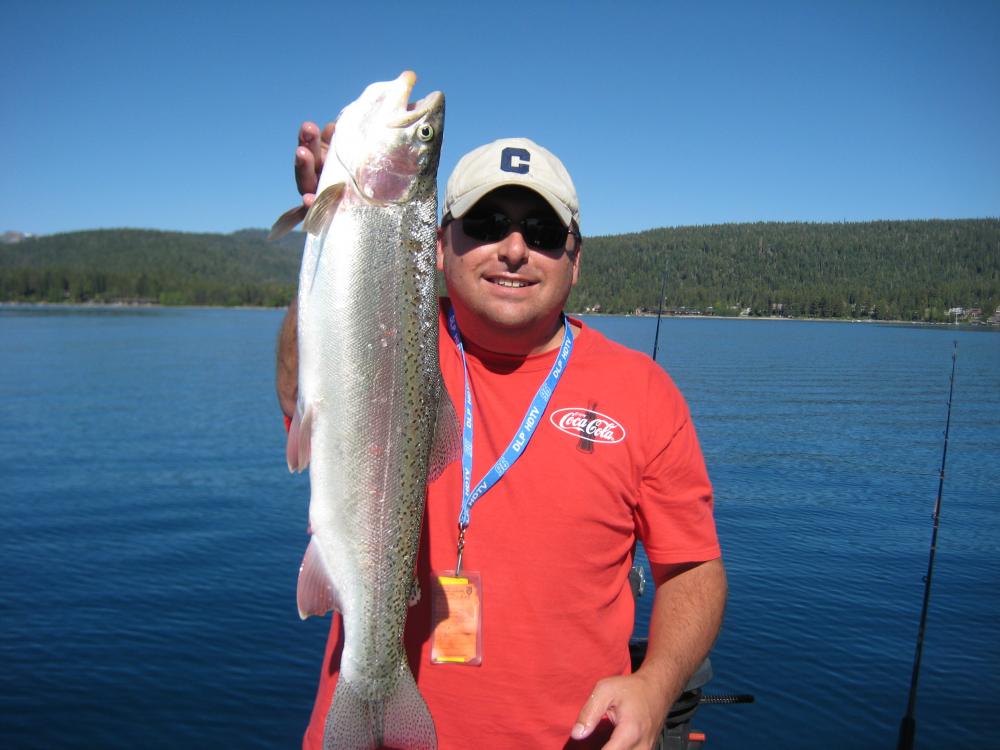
[{"xmin": 497, "ymin": 229, "xmax": 529, "ymax": 268}]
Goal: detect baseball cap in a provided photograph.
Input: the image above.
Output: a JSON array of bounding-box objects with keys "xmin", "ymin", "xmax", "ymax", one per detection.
[{"xmin": 444, "ymin": 138, "xmax": 580, "ymax": 228}]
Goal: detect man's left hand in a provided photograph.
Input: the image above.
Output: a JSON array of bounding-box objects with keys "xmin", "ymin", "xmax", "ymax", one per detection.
[
  {"xmin": 570, "ymin": 670, "xmax": 670, "ymax": 750},
  {"xmin": 571, "ymin": 558, "xmax": 727, "ymax": 749}
]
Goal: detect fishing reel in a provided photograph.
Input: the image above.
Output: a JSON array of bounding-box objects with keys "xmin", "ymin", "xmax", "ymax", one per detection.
[{"xmin": 627, "ymin": 643, "xmax": 754, "ymax": 749}]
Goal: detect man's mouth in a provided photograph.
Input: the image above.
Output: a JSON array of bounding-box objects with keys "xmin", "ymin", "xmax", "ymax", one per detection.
[{"xmin": 489, "ymin": 277, "xmax": 532, "ymax": 289}]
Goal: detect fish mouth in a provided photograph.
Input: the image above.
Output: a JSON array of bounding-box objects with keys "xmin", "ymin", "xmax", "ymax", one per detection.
[{"xmin": 388, "ymin": 71, "xmax": 443, "ymax": 128}]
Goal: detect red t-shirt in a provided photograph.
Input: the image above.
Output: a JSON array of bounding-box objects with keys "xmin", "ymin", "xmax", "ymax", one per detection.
[{"xmin": 302, "ymin": 302, "xmax": 720, "ymax": 749}]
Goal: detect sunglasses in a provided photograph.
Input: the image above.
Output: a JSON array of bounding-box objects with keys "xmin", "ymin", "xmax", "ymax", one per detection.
[{"xmin": 445, "ymin": 211, "xmax": 578, "ymax": 251}]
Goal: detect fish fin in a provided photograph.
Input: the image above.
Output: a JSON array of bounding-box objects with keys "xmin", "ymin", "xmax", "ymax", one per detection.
[
  {"xmin": 297, "ymin": 404, "xmax": 314, "ymax": 470},
  {"xmin": 323, "ymin": 661, "xmax": 437, "ymax": 750},
  {"xmin": 286, "ymin": 405, "xmax": 314, "ymax": 472},
  {"xmin": 323, "ymin": 680, "xmax": 377, "ymax": 750},
  {"xmin": 303, "ymin": 182, "xmax": 346, "ymax": 235},
  {"xmin": 381, "ymin": 659, "xmax": 437, "ymax": 749},
  {"xmin": 286, "ymin": 409, "xmax": 301, "ymax": 473},
  {"xmin": 296, "ymin": 537, "xmax": 341, "ymax": 620},
  {"xmin": 427, "ymin": 380, "xmax": 462, "ymax": 483},
  {"xmin": 268, "ymin": 204, "xmax": 308, "ymax": 240}
]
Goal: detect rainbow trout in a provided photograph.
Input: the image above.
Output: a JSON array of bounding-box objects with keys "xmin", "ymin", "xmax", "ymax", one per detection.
[{"xmin": 276, "ymin": 72, "xmax": 454, "ymax": 750}]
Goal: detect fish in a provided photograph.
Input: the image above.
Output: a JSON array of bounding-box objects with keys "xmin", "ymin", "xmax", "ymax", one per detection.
[{"xmin": 277, "ymin": 71, "xmax": 455, "ymax": 750}]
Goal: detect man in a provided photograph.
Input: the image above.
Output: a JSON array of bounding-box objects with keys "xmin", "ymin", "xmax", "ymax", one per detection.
[{"xmin": 278, "ymin": 122, "xmax": 726, "ymax": 750}]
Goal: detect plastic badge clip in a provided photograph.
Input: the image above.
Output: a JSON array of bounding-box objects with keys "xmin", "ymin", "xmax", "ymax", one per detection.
[{"xmin": 455, "ymin": 524, "xmax": 467, "ymax": 576}]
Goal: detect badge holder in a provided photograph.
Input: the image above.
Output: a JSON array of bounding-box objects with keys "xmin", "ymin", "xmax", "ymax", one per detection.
[{"xmin": 430, "ymin": 570, "xmax": 483, "ymax": 666}]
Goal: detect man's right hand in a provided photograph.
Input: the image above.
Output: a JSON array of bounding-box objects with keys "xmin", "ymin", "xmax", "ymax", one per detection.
[
  {"xmin": 270, "ymin": 121, "xmax": 336, "ymax": 240},
  {"xmin": 295, "ymin": 121, "xmax": 335, "ymax": 207}
]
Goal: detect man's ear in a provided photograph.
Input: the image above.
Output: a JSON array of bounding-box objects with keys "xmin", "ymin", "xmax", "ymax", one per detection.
[
  {"xmin": 436, "ymin": 225, "xmax": 445, "ymax": 272},
  {"xmin": 570, "ymin": 236, "xmax": 582, "ymax": 286}
]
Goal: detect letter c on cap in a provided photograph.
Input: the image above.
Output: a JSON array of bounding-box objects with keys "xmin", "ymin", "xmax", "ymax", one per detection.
[{"xmin": 500, "ymin": 147, "xmax": 530, "ymax": 174}]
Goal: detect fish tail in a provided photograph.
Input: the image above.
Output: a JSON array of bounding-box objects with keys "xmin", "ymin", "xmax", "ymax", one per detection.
[
  {"xmin": 323, "ymin": 661, "xmax": 436, "ymax": 750},
  {"xmin": 381, "ymin": 660, "xmax": 436, "ymax": 749}
]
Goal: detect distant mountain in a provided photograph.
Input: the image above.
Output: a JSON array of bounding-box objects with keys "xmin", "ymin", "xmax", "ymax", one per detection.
[{"xmin": 1, "ymin": 220, "xmax": 997, "ymax": 322}]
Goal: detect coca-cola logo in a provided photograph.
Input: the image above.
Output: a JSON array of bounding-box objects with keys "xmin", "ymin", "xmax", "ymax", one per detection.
[{"xmin": 550, "ymin": 408, "xmax": 626, "ymax": 444}]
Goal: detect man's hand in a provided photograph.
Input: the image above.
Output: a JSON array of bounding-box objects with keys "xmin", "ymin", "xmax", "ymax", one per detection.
[
  {"xmin": 295, "ymin": 121, "xmax": 335, "ymax": 207},
  {"xmin": 571, "ymin": 670, "xmax": 671, "ymax": 750},
  {"xmin": 570, "ymin": 558, "xmax": 727, "ymax": 750},
  {"xmin": 270, "ymin": 121, "xmax": 336, "ymax": 240}
]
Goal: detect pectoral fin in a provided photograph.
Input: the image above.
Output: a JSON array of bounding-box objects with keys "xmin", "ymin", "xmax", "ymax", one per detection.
[
  {"xmin": 268, "ymin": 204, "xmax": 308, "ymax": 240},
  {"xmin": 303, "ymin": 183, "xmax": 346, "ymax": 235}
]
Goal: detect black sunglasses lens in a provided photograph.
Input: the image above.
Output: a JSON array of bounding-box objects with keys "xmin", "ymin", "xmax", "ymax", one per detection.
[
  {"xmin": 460, "ymin": 212, "xmax": 568, "ymax": 250},
  {"xmin": 462, "ymin": 213, "xmax": 510, "ymax": 242},
  {"xmin": 522, "ymin": 218, "xmax": 567, "ymax": 250}
]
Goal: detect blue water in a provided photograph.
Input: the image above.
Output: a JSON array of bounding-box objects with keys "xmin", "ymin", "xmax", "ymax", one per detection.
[{"xmin": 1, "ymin": 307, "xmax": 997, "ymax": 749}]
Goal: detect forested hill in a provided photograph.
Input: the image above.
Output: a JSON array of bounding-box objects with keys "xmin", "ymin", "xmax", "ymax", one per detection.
[
  {"xmin": 568, "ymin": 219, "xmax": 999, "ymax": 322},
  {"xmin": 0, "ymin": 228, "xmax": 304, "ymax": 307},
  {"xmin": 2, "ymin": 219, "xmax": 997, "ymax": 322}
]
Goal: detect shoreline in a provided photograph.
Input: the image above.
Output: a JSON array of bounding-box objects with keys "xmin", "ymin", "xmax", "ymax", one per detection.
[
  {"xmin": 2, "ymin": 300, "xmax": 995, "ymax": 329},
  {"xmin": 0, "ymin": 300, "xmax": 283, "ymax": 312},
  {"xmin": 574, "ymin": 310, "xmax": 996, "ymax": 329}
]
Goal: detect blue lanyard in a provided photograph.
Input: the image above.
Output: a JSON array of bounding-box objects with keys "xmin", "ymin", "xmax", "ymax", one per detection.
[{"xmin": 445, "ymin": 307, "xmax": 574, "ymax": 573}]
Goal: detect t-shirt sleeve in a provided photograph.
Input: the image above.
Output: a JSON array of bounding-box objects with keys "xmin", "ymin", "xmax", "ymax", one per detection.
[{"xmin": 635, "ymin": 371, "xmax": 721, "ymax": 564}]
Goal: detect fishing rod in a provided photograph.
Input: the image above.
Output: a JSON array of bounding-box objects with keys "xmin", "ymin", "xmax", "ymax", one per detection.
[
  {"xmin": 651, "ymin": 269, "xmax": 668, "ymax": 361},
  {"xmin": 896, "ymin": 341, "xmax": 958, "ymax": 750},
  {"xmin": 637, "ymin": 265, "xmax": 756, "ymax": 749}
]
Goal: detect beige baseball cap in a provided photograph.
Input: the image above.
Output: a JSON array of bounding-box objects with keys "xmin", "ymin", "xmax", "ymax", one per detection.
[{"xmin": 443, "ymin": 138, "xmax": 580, "ymax": 228}]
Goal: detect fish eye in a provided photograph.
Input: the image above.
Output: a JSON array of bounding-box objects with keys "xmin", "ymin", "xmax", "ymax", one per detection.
[{"xmin": 417, "ymin": 124, "xmax": 435, "ymax": 142}]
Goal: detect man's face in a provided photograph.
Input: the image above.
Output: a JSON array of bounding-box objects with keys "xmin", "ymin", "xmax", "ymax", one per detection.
[{"xmin": 437, "ymin": 186, "xmax": 581, "ymax": 354}]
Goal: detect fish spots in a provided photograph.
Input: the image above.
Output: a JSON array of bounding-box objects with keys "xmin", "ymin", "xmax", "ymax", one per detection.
[{"xmin": 403, "ymin": 237, "xmax": 423, "ymax": 255}]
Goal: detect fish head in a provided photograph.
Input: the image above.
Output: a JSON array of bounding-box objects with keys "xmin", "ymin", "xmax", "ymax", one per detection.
[{"xmin": 333, "ymin": 71, "xmax": 445, "ymax": 205}]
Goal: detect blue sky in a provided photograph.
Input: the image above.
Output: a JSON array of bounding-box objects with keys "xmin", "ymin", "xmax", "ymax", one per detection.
[{"xmin": 2, "ymin": 1, "xmax": 997, "ymax": 237}]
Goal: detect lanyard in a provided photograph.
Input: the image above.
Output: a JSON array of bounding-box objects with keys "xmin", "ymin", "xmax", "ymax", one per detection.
[{"xmin": 445, "ymin": 307, "xmax": 574, "ymax": 574}]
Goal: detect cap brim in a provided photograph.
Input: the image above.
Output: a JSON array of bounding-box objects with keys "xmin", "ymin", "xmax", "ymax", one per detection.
[{"xmin": 448, "ymin": 180, "xmax": 575, "ymax": 227}]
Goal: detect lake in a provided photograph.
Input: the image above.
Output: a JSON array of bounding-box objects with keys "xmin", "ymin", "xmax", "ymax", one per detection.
[{"xmin": 1, "ymin": 306, "xmax": 997, "ymax": 749}]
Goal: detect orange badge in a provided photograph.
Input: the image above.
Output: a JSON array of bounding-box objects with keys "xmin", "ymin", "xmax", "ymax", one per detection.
[{"xmin": 430, "ymin": 572, "xmax": 483, "ymax": 665}]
